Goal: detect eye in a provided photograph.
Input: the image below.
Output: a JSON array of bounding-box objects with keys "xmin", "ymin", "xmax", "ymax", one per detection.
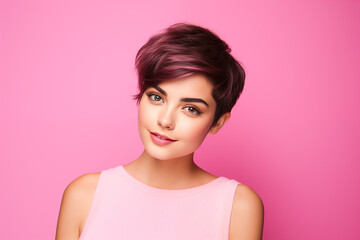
[
  {"xmin": 146, "ymin": 93, "xmax": 163, "ymax": 102},
  {"xmin": 183, "ymin": 106, "xmax": 201, "ymax": 115}
]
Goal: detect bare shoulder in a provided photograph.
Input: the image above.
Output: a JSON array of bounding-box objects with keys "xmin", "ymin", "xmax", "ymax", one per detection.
[
  {"xmin": 56, "ymin": 173, "xmax": 101, "ymax": 240},
  {"xmin": 232, "ymin": 184, "xmax": 263, "ymax": 212},
  {"xmin": 65, "ymin": 173, "xmax": 101, "ymax": 197},
  {"xmin": 229, "ymin": 184, "xmax": 264, "ymax": 240}
]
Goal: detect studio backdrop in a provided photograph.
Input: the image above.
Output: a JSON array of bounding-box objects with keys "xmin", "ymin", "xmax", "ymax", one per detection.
[{"xmin": 1, "ymin": 0, "xmax": 359, "ymax": 239}]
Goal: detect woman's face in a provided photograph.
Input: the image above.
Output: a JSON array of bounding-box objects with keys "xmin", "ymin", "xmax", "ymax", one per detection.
[{"xmin": 138, "ymin": 74, "xmax": 218, "ymax": 160}]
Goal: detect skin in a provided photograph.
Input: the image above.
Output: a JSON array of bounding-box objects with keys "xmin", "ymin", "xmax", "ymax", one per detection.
[{"xmin": 56, "ymin": 74, "xmax": 264, "ymax": 240}]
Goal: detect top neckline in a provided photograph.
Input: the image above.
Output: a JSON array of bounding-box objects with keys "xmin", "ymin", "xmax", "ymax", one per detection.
[{"xmin": 118, "ymin": 165, "xmax": 226, "ymax": 198}]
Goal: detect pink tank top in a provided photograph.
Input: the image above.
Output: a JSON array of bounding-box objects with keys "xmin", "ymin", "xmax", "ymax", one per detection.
[{"xmin": 79, "ymin": 166, "xmax": 240, "ymax": 240}]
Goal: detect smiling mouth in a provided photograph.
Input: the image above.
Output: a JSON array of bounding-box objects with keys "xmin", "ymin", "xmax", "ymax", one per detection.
[
  {"xmin": 149, "ymin": 131, "xmax": 176, "ymax": 146},
  {"xmin": 150, "ymin": 132, "xmax": 176, "ymax": 141}
]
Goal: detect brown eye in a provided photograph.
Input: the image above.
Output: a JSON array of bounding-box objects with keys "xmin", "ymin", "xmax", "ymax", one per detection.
[
  {"xmin": 146, "ymin": 93, "xmax": 163, "ymax": 102},
  {"xmin": 184, "ymin": 106, "xmax": 201, "ymax": 115}
]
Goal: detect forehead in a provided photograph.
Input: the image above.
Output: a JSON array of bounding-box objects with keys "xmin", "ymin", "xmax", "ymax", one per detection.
[{"xmin": 157, "ymin": 74, "xmax": 214, "ymax": 99}]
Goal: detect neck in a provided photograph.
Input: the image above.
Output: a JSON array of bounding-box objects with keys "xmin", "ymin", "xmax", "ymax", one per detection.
[{"xmin": 124, "ymin": 150, "xmax": 205, "ymax": 189}]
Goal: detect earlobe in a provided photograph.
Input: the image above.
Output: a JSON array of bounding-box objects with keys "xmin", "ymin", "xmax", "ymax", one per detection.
[{"xmin": 209, "ymin": 112, "xmax": 231, "ymax": 134}]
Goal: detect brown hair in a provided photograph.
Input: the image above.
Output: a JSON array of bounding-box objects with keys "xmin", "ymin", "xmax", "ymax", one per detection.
[{"xmin": 135, "ymin": 23, "xmax": 245, "ymax": 126}]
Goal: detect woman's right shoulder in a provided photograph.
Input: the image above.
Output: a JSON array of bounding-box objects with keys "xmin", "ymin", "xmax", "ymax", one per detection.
[
  {"xmin": 62, "ymin": 172, "xmax": 101, "ymax": 206},
  {"xmin": 66, "ymin": 172, "xmax": 101, "ymax": 195},
  {"xmin": 56, "ymin": 173, "xmax": 101, "ymax": 240}
]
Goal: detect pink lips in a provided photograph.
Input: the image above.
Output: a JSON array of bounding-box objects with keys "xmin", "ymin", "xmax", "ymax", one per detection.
[{"xmin": 150, "ymin": 132, "xmax": 176, "ymax": 146}]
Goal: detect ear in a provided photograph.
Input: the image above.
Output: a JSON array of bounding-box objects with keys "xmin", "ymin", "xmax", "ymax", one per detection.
[{"xmin": 209, "ymin": 112, "xmax": 231, "ymax": 135}]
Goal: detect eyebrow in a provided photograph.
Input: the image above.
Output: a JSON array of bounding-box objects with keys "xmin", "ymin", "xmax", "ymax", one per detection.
[
  {"xmin": 153, "ymin": 85, "xmax": 209, "ymax": 107},
  {"xmin": 154, "ymin": 85, "xmax": 167, "ymax": 96},
  {"xmin": 180, "ymin": 97, "xmax": 209, "ymax": 107}
]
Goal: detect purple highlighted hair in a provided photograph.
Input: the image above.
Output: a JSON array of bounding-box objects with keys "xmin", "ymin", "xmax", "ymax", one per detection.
[{"xmin": 135, "ymin": 23, "xmax": 245, "ymax": 126}]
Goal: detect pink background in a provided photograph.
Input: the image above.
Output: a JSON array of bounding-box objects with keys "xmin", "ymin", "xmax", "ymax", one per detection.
[{"xmin": 1, "ymin": 0, "xmax": 359, "ymax": 239}]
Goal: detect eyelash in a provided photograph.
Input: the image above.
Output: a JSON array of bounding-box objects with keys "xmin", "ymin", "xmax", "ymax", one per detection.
[
  {"xmin": 183, "ymin": 106, "xmax": 202, "ymax": 115},
  {"xmin": 146, "ymin": 92, "xmax": 163, "ymax": 102},
  {"xmin": 145, "ymin": 92, "xmax": 202, "ymax": 115}
]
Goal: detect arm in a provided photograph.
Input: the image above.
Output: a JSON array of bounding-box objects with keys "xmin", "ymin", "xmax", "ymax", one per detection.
[
  {"xmin": 229, "ymin": 184, "xmax": 264, "ymax": 240},
  {"xmin": 55, "ymin": 173, "xmax": 100, "ymax": 240}
]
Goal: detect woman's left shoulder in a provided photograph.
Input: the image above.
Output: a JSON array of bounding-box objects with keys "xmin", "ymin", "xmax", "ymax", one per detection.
[
  {"xmin": 232, "ymin": 184, "xmax": 263, "ymax": 209},
  {"xmin": 229, "ymin": 184, "xmax": 264, "ymax": 240}
]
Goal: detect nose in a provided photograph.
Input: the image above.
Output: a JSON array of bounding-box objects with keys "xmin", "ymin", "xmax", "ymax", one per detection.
[{"xmin": 157, "ymin": 106, "xmax": 175, "ymax": 130}]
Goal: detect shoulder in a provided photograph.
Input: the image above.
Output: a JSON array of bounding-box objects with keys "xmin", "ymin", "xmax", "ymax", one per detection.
[
  {"xmin": 61, "ymin": 173, "xmax": 101, "ymax": 213},
  {"xmin": 232, "ymin": 184, "xmax": 263, "ymax": 212},
  {"xmin": 229, "ymin": 184, "xmax": 264, "ymax": 240},
  {"xmin": 65, "ymin": 173, "xmax": 101, "ymax": 197},
  {"xmin": 56, "ymin": 173, "xmax": 101, "ymax": 240}
]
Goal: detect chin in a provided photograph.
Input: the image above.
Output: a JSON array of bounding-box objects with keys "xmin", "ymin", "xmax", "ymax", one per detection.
[{"xmin": 145, "ymin": 148, "xmax": 192, "ymax": 161}]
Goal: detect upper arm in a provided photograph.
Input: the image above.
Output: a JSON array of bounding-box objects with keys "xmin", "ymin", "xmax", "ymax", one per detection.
[
  {"xmin": 229, "ymin": 184, "xmax": 264, "ymax": 240},
  {"xmin": 55, "ymin": 173, "xmax": 100, "ymax": 240}
]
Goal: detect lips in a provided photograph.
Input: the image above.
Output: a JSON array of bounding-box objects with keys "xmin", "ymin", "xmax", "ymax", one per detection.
[{"xmin": 150, "ymin": 131, "xmax": 176, "ymax": 145}]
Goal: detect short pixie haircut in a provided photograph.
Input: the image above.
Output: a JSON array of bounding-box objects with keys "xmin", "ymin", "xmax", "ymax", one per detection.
[{"xmin": 135, "ymin": 23, "xmax": 245, "ymax": 126}]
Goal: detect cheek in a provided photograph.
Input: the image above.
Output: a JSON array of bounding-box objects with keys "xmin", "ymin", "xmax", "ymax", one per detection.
[
  {"xmin": 137, "ymin": 100, "xmax": 151, "ymax": 139},
  {"xmin": 138, "ymin": 104, "xmax": 145, "ymax": 123},
  {"xmin": 138, "ymin": 100, "xmax": 153, "ymax": 126},
  {"xmin": 178, "ymin": 117, "xmax": 212, "ymax": 143}
]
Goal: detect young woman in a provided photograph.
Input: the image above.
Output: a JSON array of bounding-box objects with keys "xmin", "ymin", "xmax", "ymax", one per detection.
[{"xmin": 56, "ymin": 23, "xmax": 264, "ymax": 240}]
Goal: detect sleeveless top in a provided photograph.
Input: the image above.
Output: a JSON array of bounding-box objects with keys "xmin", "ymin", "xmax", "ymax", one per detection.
[{"xmin": 79, "ymin": 166, "xmax": 240, "ymax": 240}]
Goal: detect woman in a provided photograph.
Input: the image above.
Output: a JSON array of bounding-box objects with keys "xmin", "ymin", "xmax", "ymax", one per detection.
[{"xmin": 56, "ymin": 23, "xmax": 264, "ymax": 240}]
